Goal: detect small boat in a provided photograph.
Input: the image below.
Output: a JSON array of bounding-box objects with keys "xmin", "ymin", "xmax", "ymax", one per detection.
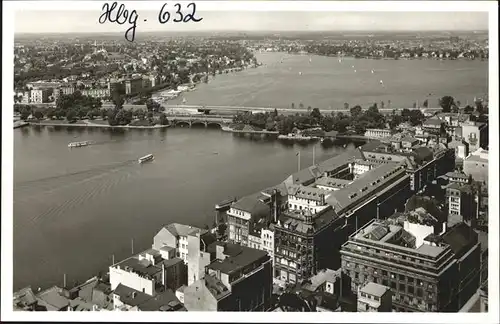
[
  {"xmin": 354, "ymin": 70, "xmax": 357, "ymax": 73},
  {"xmin": 299, "ymin": 72, "xmax": 302, "ymax": 76},
  {"xmin": 138, "ymin": 154, "xmax": 154, "ymax": 164},
  {"xmin": 213, "ymin": 152, "xmax": 219, "ymax": 155},
  {"xmin": 371, "ymin": 70, "xmax": 374, "ymax": 74},
  {"xmin": 68, "ymin": 141, "xmax": 91, "ymax": 148}
]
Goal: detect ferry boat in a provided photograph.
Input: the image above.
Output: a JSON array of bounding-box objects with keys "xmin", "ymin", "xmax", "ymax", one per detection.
[
  {"xmin": 68, "ymin": 141, "xmax": 91, "ymax": 148},
  {"xmin": 138, "ymin": 154, "xmax": 154, "ymax": 164}
]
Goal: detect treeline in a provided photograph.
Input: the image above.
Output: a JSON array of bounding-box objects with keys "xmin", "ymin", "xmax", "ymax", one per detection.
[{"xmin": 233, "ymin": 104, "xmax": 389, "ymax": 135}]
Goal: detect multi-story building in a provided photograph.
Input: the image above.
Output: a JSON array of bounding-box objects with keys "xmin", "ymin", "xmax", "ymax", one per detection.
[
  {"xmin": 61, "ymin": 86, "xmax": 76, "ymax": 96},
  {"xmin": 444, "ymin": 172, "xmax": 470, "ymax": 184},
  {"xmin": 357, "ymin": 282, "xmax": 392, "ymax": 312},
  {"xmin": 226, "ymin": 191, "xmax": 272, "ymax": 246},
  {"xmin": 186, "ymin": 227, "xmax": 215, "ymax": 286},
  {"xmin": 125, "ymin": 77, "xmax": 144, "ymax": 95},
  {"xmin": 112, "ymin": 284, "xmax": 184, "ymax": 311},
  {"xmin": 448, "ymin": 139, "xmax": 469, "ymax": 160},
  {"xmin": 183, "ymin": 242, "xmax": 273, "ymax": 311},
  {"xmin": 463, "ymin": 148, "xmax": 488, "ymax": 184},
  {"xmin": 20, "ymin": 91, "xmax": 31, "ymax": 103},
  {"xmin": 422, "ymin": 118, "xmax": 444, "ymax": 136},
  {"xmin": 446, "ymin": 183, "xmax": 478, "ymax": 228},
  {"xmin": 274, "ymin": 185, "xmax": 342, "ymax": 283},
  {"xmin": 81, "ymin": 88, "xmax": 111, "ymax": 98},
  {"xmin": 152, "ymin": 223, "xmax": 208, "ymax": 263},
  {"xmin": 361, "ymin": 141, "xmax": 455, "ymax": 192},
  {"xmin": 109, "ymin": 249, "xmax": 186, "ymax": 296},
  {"xmin": 341, "ymin": 219, "xmax": 480, "ymax": 312},
  {"xmin": 261, "ymin": 226, "xmax": 275, "ymax": 266},
  {"xmin": 461, "ymin": 122, "xmax": 488, "ymax": 151},
  {"xmin": 30, "ymin": 89, "xmax": 49, "ymax": 103},
  {"xmin": 364, "ymin": 128, "xmax": 393, "ymax": 139}
]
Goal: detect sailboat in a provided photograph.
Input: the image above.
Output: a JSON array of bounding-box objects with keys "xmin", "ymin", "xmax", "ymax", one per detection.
[
  {"xmin": 371, "ymin": 70, "xmax": 374, "ymax": 74},
  {"xmin": 354, "ymin": 70, "xmax": 357, "ymax": 73},
  {"xmin": 352, "ymin": 65, "xmax": 355, "ymax": 68},
  {"xmin": 309, "ymin": 57, "xmax": 312, "ymax": 63},
  {"xmin": 182, "ymin": 98, "xmax": 187, "ymax": 104},
  {"xmin": 299, "ymin": 72, "xmax": 302, "ymax": 76}
]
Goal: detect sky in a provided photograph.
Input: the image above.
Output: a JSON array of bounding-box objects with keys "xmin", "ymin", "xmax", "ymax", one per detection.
[{"xmin": 15, "ymin": 10, "xmax": 488, "ymax": 34}]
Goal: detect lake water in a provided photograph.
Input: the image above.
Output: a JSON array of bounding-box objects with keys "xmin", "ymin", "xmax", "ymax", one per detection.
[
  {"xmin": 13, "ymin": 53, "xmax": 488, "ymax": 291},
  {"xmin": 13, "ymin": 126, "xmax": 350, "ymax": 290},
  {"xmin": 169, "ymin": 52, "xmax": 488, "ymax": 109}
]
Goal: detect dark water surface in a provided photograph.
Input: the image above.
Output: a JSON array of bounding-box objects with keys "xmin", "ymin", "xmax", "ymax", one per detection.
[{"xmin": 13, "ymin": 126, "xmax": 351, "ymax": 290}]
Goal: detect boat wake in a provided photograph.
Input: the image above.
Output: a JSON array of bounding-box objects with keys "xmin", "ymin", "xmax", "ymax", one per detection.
[
  {"xmin": 14, "ymin": 161, "xmax": 142, "ymax": 228},
  {"xmin": 15, "ymin": 160, "xmax": 138, "ymax": 190}
]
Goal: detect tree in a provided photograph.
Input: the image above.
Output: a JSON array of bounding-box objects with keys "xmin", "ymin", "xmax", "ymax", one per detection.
[
  {"xmin": 439, "ymin": 95, "xmax": 455, "ymax": 113},
  {"xmin": 217, "ymin": 223, "xmax": 227, "ymax": 239},
  {"xmin": 46, "ymin": 107, "xmax": 55, "ymax": 120},
  {"xmin": 310, "ymin": 108, "xmax": 322, "ymax": 120},
  {"xmin": 344, "ymin": 102, "xmax": 349, "ymax": 110},
  {"xmin": 291, "ymin": 103, "xmax": 295, "ymax": 109},
  {"xmin": 135, "ymin": 108, "xmax": 146, "ymax": 120},
  {"xmin": 475, "ymin": 100, "xmax": 484, "ymax": 114},
  {"xmin": 464, "ymin": 105, "xmax": 474, "ymax": 114},
  {"xmin": 423, "ymin": 99, "xmax": 428, "ymax": 108},
  {"xmin": 77, "ymin": 109, "xmax": 87, "ymax": 119},
  {"xmin": 66, "ymin": 109, "xmax": 77, "ymax": 123},
  {"xmin": 380, "ymin": 101, "xmax": 385, "ymax": 109},
  {"xmin": 299, "ymin": 103, "xmax": 304, "ymax": 110},
  {"xmin": 33, "ymin": 109, "xmax": 44, "ymax": 120},
  {"xmin": 350, "ymin": 105, "xmax": 363, "ymax": 118},
  {"xmin": 146, "ymin": 98, "xmax": 161, "ymax": 112},
  {"xmin": 20, "ymin": 107, "xmax": 31, "ymax": 120},
  {"xmin": 159, "ymin": 113, "xmax": 169, "ymax": 125}
]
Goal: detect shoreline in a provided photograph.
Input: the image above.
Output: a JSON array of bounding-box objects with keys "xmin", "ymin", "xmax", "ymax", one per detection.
[{"xmin": 28, "ymin": 120, "xmax": 171, "ymax": 129}]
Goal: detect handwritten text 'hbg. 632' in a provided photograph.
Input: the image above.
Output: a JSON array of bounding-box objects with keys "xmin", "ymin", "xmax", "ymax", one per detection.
[{"xmin": 99, "ymin": 2, "xmax": 203, "ymax": 42}]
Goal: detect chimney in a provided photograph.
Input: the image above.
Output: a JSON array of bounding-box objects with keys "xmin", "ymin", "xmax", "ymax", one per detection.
[
  {"xmin": 162, "ymin": 263, "xmax": 166, "ymax": 286},
  {"xmin": 272, "ymin": 189, "xmax": 279, "ymax": 223}
]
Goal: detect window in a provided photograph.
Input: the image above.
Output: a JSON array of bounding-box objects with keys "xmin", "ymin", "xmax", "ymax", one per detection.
[
  {"xmin": 408, "ymin": 286, "xmax": 415, "ymax": 295},
  {"xmin": 416, "ymin": 288, "xmax": 423, "ymax": 297}
]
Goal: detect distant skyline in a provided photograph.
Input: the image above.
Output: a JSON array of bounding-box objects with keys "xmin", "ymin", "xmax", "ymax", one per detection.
[{"xmin": 15, "ymin": 11, "xmax": 488, "ymax": 34}]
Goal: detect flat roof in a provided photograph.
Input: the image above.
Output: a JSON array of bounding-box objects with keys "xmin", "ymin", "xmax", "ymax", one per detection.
[
  {"xmin": 114, "ymin": 257, "xmax": 162, "ymax": 277},
  {"xmin": 352, "ymin": 220, "xmax": 446, "ymax": 258},
  {"xmin": 360, "ymin": 282, "xmax": 390, "ymax": 297},
  {"xmin": 206, "ymin": 242, "xmax": 268, "ymax": 275}
]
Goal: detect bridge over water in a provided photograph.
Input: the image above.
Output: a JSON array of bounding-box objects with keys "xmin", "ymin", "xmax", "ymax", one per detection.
[{"xmin": 168, "ymin": 115, "xmax": 233, "ymax": 128}]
